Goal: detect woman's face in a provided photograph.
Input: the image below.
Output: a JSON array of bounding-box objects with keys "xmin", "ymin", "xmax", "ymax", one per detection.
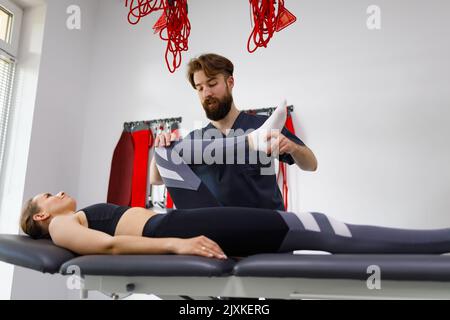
[{"xmin": 32, "ymin": 191, "xmax": 77, "ymax": 218}]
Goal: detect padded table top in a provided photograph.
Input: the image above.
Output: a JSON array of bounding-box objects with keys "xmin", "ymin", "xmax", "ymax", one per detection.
[
  {"xmin": 0, "ymin": 234, "xmax": 76, "ymax": 274},
  {"xmin": 233, "ymin": 253, "xmax": 450, "ymax": 281},
  {"xmin": 2, "ymin": 234, "xmax": 450, "ymax": 281},
  {"xmin": 60, "ymin": 255, "xmax": 236, "ymax": 277}
]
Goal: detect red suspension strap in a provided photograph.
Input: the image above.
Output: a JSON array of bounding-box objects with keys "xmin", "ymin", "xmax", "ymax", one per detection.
[
  {"xmin": 247, "ymin": 0, "xmax": 277, "ymax": 53},
  {"xmin": 275, "ymin": 0, "xmax": 297, "ymax": 32},
  {"xmin": 277, "ymin": 108, "xmax": 296, "ymax": 210},
  {"xmin": 125, "ymin": 0, "xmax": 164, "ymax": 25},
  {"xmin": 247, "ymin": 0, "xmax": 297, "ymax": 53},
  {"xmin": 125, "ymin": 0, "xmax": 190, "ymax": 73},
  {"xmin": 158, "ymin": 0, "xmax": 191, "ymax": 73}
]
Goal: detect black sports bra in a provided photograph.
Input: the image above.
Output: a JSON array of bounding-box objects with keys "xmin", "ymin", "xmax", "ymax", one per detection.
[{"xmin": 79, "ymin": 203, "xmax": 131, "ymax": 236}]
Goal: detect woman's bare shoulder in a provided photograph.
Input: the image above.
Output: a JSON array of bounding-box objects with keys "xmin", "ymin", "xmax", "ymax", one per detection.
[{"xmin": 49, "ymin": 212, "xmax": 85, "ymax": 232}]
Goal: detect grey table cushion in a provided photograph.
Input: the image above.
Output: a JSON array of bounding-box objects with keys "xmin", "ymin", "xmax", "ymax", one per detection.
[
  {"xmin": 3, "ymin": 234, "xmax": 450, "ymax": 281},
  {"xmin": 0, "ymin": 235, "xmax": 235, "ymax": 277},
  {"xmin": 233, "ymin": 253, "xmax": 450, "ymax": 281},
  {"xmin": 60, "ymin": 255, "xmax": 236, "ymax": 277},
  {"xmin": 0, "ymin": 234, "xmax": 76, "ymax": 274}
]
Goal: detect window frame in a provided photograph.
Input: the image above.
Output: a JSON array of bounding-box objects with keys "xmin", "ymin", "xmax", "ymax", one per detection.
[
  {"xmin": 0, "ymin": 0, "xmax": 22, "ymax": 57},
  {"xmin": 0, "ymin": 52, "xmax": 15, "ymax": 175},
  {"xmin": 0, "ymin": 0, "xmax": 21, "ymax": 187}
]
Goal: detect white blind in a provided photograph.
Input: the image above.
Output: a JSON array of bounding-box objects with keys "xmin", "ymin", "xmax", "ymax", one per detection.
[{"xmin": 0, "ymin": 53, "xmax": 15, "ymax": 176}]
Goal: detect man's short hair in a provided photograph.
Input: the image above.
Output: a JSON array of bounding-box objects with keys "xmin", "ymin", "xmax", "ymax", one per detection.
[{"xmin": 187, "ymin": 53, "xmax": 234, "ymax": 89}]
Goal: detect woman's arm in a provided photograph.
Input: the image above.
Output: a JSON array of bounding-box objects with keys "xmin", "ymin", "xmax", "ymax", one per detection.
[{"xmin": 49, "ymin": 217, "xmax": 226, "ymax": 258}]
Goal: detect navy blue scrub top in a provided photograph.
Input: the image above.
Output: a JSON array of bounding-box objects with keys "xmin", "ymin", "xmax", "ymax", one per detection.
[{"xmin": 186, "ymin": 112, "xmax": 305, "ymax": 211}]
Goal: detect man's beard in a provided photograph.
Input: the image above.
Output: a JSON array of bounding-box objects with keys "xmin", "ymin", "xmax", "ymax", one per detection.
[{"xmin": 202, "ymin": 92, "xmax": 233, "ymax": 121}]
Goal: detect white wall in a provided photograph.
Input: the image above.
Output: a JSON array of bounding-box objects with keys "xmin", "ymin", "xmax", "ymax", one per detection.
[
  {"xmin": 4, "ymin": 0, "xmax": 450, "ymax": 299},
  {"xmin": 10, "ymin": 0, "xmax": 99, "ymax": 300},
  {"xmin": 75, "ymin": 0, "xmax": 198, "ymax": 207},
  {"xmin": 21, "ymin": 0, "xmax": 98, "ymax": 214},
  {"xmin": 0, "ymin": 1, "xmax": 46, "ymax": 300},
  {"xmin": 78, "ymin": 0, "xmax": 450, "ymax": 227},
  {"xmin": 282, "ymin": 0, "xmax": 450, "ymax": 228}
]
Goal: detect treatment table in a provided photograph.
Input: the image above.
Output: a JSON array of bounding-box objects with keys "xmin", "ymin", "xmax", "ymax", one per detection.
[{"xmin": 2, "ymin": 234, "xmax": 450, "ymax": 299}]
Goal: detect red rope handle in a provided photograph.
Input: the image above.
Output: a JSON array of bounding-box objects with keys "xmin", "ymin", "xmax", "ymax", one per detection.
[
  {"xmin": 247, "ymin": 0, "xmax": 297, "ymax": 53},
  {"xmin": 125, "ymin": 0, "xmax": 190, "ymax": 73},
  {"xmin": 159, "ymin": 0, "xmax": 190, "ymax": 73},
  {"xmin": 126, "ymin": 1, "xmax": 295, "ymax": 70},
  {"xmin": 125, "ymin": 0, "xmax": 164, "ymax": 25},
  {"xmin": 276, "ymin": 107, "xmax": 291, "ymax": 210},
  {"xmin": 247, "ymin": 0, "xmax": 277, "ymax": 53}
]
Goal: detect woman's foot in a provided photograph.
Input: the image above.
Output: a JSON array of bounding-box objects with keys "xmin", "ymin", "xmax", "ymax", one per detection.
[{"xmin": 248, "ymin": 100, "xmax": 287, "ymax": 154}]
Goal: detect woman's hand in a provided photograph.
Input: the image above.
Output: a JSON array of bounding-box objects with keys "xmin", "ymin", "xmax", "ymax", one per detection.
[{"xmin": 172, "ymin": 236, "xmax": 227, "ymax": 260}]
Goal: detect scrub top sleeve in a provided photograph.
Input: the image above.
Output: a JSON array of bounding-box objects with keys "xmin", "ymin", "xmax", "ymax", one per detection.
[{"xmin": 279, "ymin": 126, "xmax": 306, "ymax": 165}]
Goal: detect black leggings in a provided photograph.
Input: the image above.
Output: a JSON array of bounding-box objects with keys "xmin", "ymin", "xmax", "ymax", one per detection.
[{"xmin": 142, "ymin": 207, "xmax": 450, "ymax": 257}]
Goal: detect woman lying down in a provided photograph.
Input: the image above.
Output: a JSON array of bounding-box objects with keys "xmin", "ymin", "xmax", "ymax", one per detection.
[{"xmin": 20, "ymin": 192, "xmax": 450, "ymax": 258}]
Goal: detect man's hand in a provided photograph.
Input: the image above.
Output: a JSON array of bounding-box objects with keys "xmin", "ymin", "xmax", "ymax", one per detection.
[
  {"xmin": 266, "ymin": 131, "xmax": 299, "ymax": 156},
  {"xmin": 266, "ymin": 131, "xmax": 318, "ymax": 171},
  {"xmin": 172, "ymin": 236, "xmax": 227, "ymax": 260},
  {"xmin": 154, "ymin": 132, "xmax": 179, "ymax": 148}
]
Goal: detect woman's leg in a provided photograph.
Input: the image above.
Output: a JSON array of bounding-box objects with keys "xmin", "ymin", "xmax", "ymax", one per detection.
[
  {"xmin": 153, "ymin": 135, "xmax": 264, "ymax": 209},
  {"xmin": 147, "ymin": 207, "xmax": 450, "ymax": 256},
  {"xmin": 171, "ymin": 134, "xmax": 252, "ymax": 165},
  {"xmin": 153, "ymin": 103, "xmax": 287, "ymax": 209},
  {"xmin": 153, "ymin": 145, "xmax": 222, "ymax": 209},
  {"xmin": 148, "ymin": 206, "xmax": 289, "ymax": 256},
  {"xmin": 278, "ymin": 211, "xmax": 450, "ymax": 254}
]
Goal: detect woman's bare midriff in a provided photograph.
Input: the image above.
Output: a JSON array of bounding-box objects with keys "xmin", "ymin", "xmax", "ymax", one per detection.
[{"xmin": 75, "ymin": 207, "xmax": 158, "ymax": 236}]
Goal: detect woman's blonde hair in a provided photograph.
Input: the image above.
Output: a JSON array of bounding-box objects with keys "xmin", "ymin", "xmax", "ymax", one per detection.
[{"xmin": 20, "ymin": 198, "xmax": 49, "ymax": 239}]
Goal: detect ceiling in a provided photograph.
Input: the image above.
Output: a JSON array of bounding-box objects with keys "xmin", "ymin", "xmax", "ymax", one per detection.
[{"xmin": 12, "ymin": 0, "xmax": 46, "ymax": 9}]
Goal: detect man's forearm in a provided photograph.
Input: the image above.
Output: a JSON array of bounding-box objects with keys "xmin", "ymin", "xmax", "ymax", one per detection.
[
  {"xmin": 291, "ymin": 144, "xmax": 318, "ymax": 171},
  {"xmin": 149, "ymin": 156, "xmax": 164, "ymax": 185}
]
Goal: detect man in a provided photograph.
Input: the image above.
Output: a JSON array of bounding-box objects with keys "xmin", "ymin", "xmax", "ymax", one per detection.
[{"xmin": 150, "ymin": 53, "xmax": 317, "ymax": 210}]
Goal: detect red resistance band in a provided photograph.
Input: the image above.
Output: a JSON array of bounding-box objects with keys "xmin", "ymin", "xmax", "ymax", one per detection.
[
  {"xmin": 164, "ymin": 127, "xmax": 180, "ymax": 209},
  {"xmin": 131, "ymin": 128, "xmax": 151, "ymax": 207},
  {"xmin": 126, "ymin": 0, "xmax": 164, "ymax": 25},
  {"xmin": 159, "ymin": 0, "xmax": 190, "ymax": 73},
  {"xmin": 277, "ymin": 110, "xmax": 296, "ymax": 211},
  {"xmin": 125, "ymin": 0, "xmax": 190, "ymax": 73},
  {"xmin": 147, "ymin": 128, "xmax": 154, "ymax": 208},
  {"xmin": 247, "ymin": 0, "xmax": 297, "ymax": 53}
]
